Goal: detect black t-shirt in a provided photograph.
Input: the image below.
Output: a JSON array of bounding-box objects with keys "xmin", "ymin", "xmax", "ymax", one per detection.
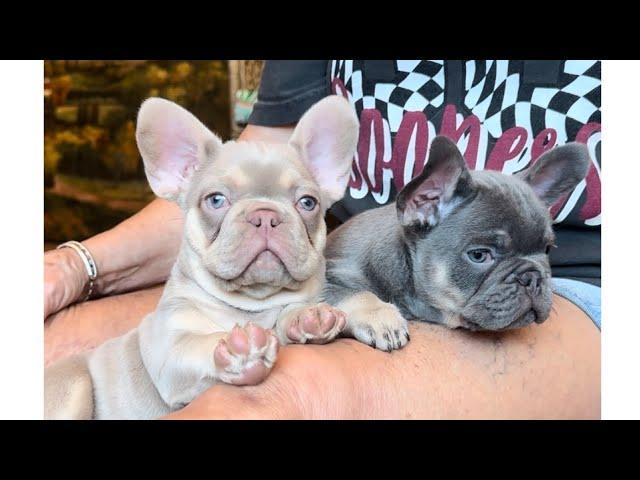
[{"xmin": 248, "ymin": 60, "xmax": 601, "ymax": 286}]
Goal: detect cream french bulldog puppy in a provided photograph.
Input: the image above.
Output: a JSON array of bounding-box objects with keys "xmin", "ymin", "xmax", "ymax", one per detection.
[{"xmin": 44, "ymin": 95, "xmax": 359, "ymax": 419}]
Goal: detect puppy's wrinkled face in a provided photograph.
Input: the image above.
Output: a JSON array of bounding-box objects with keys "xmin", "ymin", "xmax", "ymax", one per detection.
[
  {"xmin": 397, "ymin": 136, "xmax": 591, "ymax": 330},
  {"xmin": 136, "ymin": 96, "xmax": 359, "ymax": 300},
  {"xmin": 409, "ymin": 172, "xmax": 556, "ymax": 330},
  {"xmin": 184, "ymin": 142, "xmax": 326, "ymax": 295}
]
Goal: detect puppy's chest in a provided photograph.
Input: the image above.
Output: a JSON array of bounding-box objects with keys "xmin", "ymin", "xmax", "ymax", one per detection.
[
  {"xmin": 204, "ymin": 303, "xmax": 283, "ymax": 331},
  {"xmin": 241, "ymin": 307, "xmax": 283, "ymax": 329}
]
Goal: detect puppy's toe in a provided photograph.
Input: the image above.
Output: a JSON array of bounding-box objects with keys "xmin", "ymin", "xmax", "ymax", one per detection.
[
  {"xmin": 227, "ymin": 362, "xmax": 270, "ymax": 386},
  {"xmin": 245, "ymin": 322, "xmax": 269, "ymax": 350},
  {"xmin": 213, "ymin": 339, "xmax": 234, "ymax": 369},
  {"xmin": 227, "ymin": 325, "xmax": 251, "ymax": 356},
  {"xmin": 300, "ymin": 306, "xmax": 322, "ymax": 335}
]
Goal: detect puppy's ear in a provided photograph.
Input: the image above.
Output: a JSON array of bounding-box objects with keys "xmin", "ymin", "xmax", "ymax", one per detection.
[
  {"xmin": 515, "ymin": 143, "xmax": 591, "ymax": 207},
  {"xmin": 396, "ymin": 136, "xmax": 474, "ymax": 228},
  {"xmin": 136, "ymin": 97, "xmax": 223, "ymax": 202},
  {"xmin": 289, "ymin": 95, "xmax": 359, "ymax": 207}
]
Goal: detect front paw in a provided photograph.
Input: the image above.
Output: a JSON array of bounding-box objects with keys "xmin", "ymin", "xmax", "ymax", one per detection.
[
  {"xmin": 213, "ymin": 323, "xmax": 279, "ymax": 386},
  {"xmin": 347, "ymin": 303, "xmax": 410, "ymax": 352},
  {"xmin": 285, "ymin": 303, "xmax": 346, "ymax": 345}
]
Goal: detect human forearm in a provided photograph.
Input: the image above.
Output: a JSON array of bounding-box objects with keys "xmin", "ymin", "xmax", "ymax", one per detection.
[
  {"xmin": 83, "ymin": 197, "xmax": 183, "ymax": 296},
  {"xmin": 164, "ymin": 295, "xmax": 600, "ymax": 419},
  {"xmin": 44, "ymin": 197, "xmax": 182, "ymax": 318}
]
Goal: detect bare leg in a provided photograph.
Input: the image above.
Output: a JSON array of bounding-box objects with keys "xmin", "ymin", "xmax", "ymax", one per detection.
[{"xmin": 44, "ymin": 286, "xmax": 164, "ymax": 367}]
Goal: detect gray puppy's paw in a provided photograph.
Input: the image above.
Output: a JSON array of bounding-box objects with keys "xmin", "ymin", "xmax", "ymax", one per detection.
[
  {"xmin": 346, "ymin": 303, "xmax": 410, "ymax": 352},
  {"xmin": 213, "ymin": 323, "xmax": 279, "ymax": 386}
]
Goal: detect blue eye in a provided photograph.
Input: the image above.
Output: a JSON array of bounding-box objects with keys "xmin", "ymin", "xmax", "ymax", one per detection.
[
  {"xmin": 206, "ymin": 193, "xmax": 227, "ymax": 209},
  {"xmin": 467, "ymin": 248, "xmax": 494, "ymax": 264},
  {"xmin": 297, "ymin": 196, "xmax": 317, "ymax": 211}
]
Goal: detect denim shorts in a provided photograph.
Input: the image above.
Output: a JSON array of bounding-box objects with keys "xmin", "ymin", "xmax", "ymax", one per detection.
[{"xmin": 551, "ymin": 278, "xmax": 601, "ymax": 330}]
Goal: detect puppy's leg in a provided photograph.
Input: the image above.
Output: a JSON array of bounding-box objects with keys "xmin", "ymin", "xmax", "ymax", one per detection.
[
  {"xmin": 44, "ymin": 355, "xmax": 93, "ymax": 420},
  {"xmin": 334, "ymin": 291, "xmax": 410, "ymax": 352},
  {"xmin": 142, "ymin": 311, "xmax": 279, "ymax": 409},
  {"xmin": 275, "ymin": 303, "xmax": 346, "ymax": 346}
]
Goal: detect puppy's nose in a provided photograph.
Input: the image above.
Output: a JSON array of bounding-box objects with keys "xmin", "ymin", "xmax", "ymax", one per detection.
[
  {"xmin": 517, "ymin": 270, "xmax": 542, "ymax": 296},
  {"xmin": 246, "ymin": 209, "xmax": 282, "ymax": 228}
]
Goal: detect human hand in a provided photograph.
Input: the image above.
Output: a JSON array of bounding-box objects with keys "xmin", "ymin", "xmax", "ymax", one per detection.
[{"xmin": 44, "ymin": 247, "xmax": 87, "ymax": 320}]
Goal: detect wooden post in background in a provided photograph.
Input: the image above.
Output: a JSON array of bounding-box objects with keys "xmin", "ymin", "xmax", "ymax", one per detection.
[
  {"xmin": 228, "ymin": 60, "xmax": 264, "ymax": 140},
  {"xmin": 228, "ymin": 60, "xmax": 241, "ymax": 139}
]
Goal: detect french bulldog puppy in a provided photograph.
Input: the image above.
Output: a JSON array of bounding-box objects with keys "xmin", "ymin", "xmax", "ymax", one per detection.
[
  {"xmin": 44, "ymin": 95, "xmax": 359, "ymax": 419},
  {"xmin": 323, "ymin": 136, "xmax": 591, "ymax": 351}
]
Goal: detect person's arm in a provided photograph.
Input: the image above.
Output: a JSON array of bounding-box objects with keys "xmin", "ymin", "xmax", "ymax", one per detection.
[
  {"xmin": 44, "ymin": 124, "xmax": 296, "ymax": 319},
  {"xmin": 163, "ymin": 295, "xmax": 600, "ymax": 419}
]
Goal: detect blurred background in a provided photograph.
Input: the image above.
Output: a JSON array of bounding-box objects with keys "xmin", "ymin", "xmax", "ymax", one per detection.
[{"xmin": 44, "ymin": 60, "xmax": 264, "ymax": 250}]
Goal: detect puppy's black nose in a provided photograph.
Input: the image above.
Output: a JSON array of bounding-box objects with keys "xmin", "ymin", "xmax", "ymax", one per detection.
[
  {"xmin": 517, "ymin": 270, "xmax": 542, "ymax": 296},
  {"xmin": 246, "ymin": 209, "xmax": 282, "ymax": 228}
]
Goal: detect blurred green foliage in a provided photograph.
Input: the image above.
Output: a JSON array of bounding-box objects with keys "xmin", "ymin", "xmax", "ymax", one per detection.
[{"xmin": 44, "ymin": 60, "xmax": 230, "ymax": 245}]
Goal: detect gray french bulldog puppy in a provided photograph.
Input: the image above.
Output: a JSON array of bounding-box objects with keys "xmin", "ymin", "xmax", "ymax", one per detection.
[
  {"xmin": 323, "ymin": 135, "xmax": 591, "ymax": 351},
  {"xmin": 44, "ymin": 95, "xmax": 359, "ymax": 419}
]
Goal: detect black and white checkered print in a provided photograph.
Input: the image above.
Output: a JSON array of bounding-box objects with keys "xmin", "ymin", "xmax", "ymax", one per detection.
[
  {"xmin": 463, "ymin": 60, "xmax": 601, "ymax": 144},
  {"xmin": 331, "ymin": 60, "xmax": 445, "ymax": 132},
  {"xmin": 330, "ymin": 60, "xmax": 601, "ymax": 226}
]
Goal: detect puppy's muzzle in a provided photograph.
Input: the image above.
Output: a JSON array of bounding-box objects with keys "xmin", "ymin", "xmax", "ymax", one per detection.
[{"xmin": 510, "ymin": 264, "xmax": 550, "ymax": 325}]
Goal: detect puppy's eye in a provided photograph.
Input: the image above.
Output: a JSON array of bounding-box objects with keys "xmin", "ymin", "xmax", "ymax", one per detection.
[
  {"xmin": 205, "ymin": 193, "xmax": 227, "ymax": 209},
  {"xmin": 467, "ymin": 248, "xmax": 494, "ymax": 264},
  {"xmin": 297, "ymin": 195, "xmax": 317, "ymax": 211}
]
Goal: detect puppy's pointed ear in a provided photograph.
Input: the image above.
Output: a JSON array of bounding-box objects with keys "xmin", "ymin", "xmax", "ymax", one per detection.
[
  {"xmin": 289, "ymin": 95, "xmax": 359, "ymax": 207},
  {"xmin": 515, "ymin": 143, "xmax": 591, "ymax": 207},
  {"xmin": 396, "ymin": 136, "xmax": 474, "ymax": 228},
  {"xmin": 136, "ymin": 97, "xmax": 223, "ymax": 202}
]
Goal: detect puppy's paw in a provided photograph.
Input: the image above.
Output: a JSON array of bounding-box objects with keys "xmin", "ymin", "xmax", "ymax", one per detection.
[
  {"xmin": 285, "ymin": 303, "xmax": 346, "ymax": 345},
  {"xmin": 213, "ymin": 323, "xmax": 279, "ymax": 386},
  {"xmin": 346, "ymin": 303, "xmax": 410, "ymax": 352}
]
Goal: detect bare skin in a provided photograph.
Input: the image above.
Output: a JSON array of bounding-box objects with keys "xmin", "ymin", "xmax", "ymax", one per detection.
[
  {"xmin": 45, "ymin": 290, "xmax": 600, "ymax": 418},
  {"xmin": 168, "ymin": 296, "xmax": 600, "ymax": 419},
  {"xmin": 43, "ymin": 123, "xmax": 600, "ymax": 419}
]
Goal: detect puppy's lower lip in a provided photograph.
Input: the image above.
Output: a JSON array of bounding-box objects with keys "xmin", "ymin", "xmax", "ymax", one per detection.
[
  {"xmin": 253, "ymin": 249, "xmax": 279, "ymax": 262},
  {"xmin": 262, "ymin": 248, "xmax": 281, "ymax": 261}
]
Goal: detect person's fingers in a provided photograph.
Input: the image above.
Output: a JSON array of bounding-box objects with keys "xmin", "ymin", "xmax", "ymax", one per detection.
[{"xmin": 44, "ymin": 248, "xmax": 87, "ymax": 319}]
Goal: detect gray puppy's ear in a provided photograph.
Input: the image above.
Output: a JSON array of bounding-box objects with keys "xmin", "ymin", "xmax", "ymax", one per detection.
[
  {"xmin": 515, "ymin": 143, "xmax": 591, "ymax": 207},
  {"xmin": 289, "ymin": 95, "xmax": 359, "ymax": 207},
  {"xmin": 396, "ymin": 136, "xmax": 474, "ymax": 228},
  {"xmin": 135, "ymin": 97, "xmax": 223, "ymax": 203}
]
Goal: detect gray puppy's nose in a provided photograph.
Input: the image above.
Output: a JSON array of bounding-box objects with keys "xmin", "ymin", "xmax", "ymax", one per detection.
[
  {"xmin": 246, "ymin": 209, "xmax": 282, "ymax": 228},
  {"xmin": 517, "ymin": 270, "xmax": 542, "ymax": 295}
]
